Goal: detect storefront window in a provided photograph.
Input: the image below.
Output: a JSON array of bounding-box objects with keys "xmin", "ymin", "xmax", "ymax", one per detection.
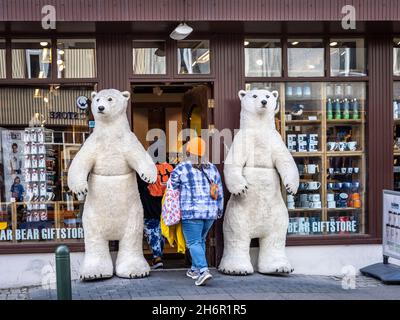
[
  {"xmin": 0, "ymin": 39, "xmax": 5, "ymax": 79},
  {"xmin": 393, "ymin": 82, "xmax": 400, "ymax": 191},
  {"xmin": 287, "ymin": 39, "xmax": 324, "ymax": 77},
  {"xmin": 246, "ymin": 81, "xmax": 367, "ymax": 236},
  {"xmin": 244, "ymin": 39, "xmax": 281, "ymax": 77},
  {"xmin": 133, "ymin": 40, "xmax": 166, "ymax": 75},
  {"xmin": 394, "ymin": 39, "xmax": 400, "ymax": 76},
  {"xmin": 177, "ymin": 40, "xmax": 210, "ymax": 74},
  {"xmin": 330, "ymin": 38, "xmax": 366, "ymax": 76},
  {"xmin": 11, "ymin": 39, "xmax": 52, "ymax": 79},
  {"xmin": 57, "ymin": 39, "xmax": 96, "ymax": 78},
  {"xmin": 0, "ymin": 86, "xmax": 92, "ymax": 244}
]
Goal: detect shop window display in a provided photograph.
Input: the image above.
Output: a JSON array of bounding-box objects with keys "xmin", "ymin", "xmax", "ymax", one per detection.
[
  {"xmin": 177, "ymin": 40, "xmax": 210, "ymax": 74},
  {"xmin": 244, "ymin": 39, "xmax": 281, "ymax": 77},
  {"xmin": 0, "ymin": 86, "xmax": 92, "ymax": 244},
  {"xmin": 57, "ymin": 39, "xmax": 96, "ymax": 78},
  {"xmin": 11, "ymin": 39, "xmax": 52, "ymax": 79},
  {"xmin": 246, "ymin": 82, "xmax": 367, "ymax": 236},
  {"xmin": 330, "ymin": 38, "xmax": 366, "ymax": 77},
  {"xmin": 393, "ymin": 82, "xmax": 400, "ymax": 191},
  {"xmin": 133, "ymin": 40, "xmax": 166, "ymax": 75},
  {"xmin": 287, "ymin": 39, "xmax": 324, "ymax": 77}
]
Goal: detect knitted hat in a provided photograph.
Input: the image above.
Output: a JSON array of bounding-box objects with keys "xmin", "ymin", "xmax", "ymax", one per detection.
[{"xmin": 186, "ymin": 137, "xmax": 206, "ymax": 157}]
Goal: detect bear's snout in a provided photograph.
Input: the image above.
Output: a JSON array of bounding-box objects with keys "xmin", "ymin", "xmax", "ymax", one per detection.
[
  {"xmin": 261, "ymin": 100, "xmax": 268, "ymax": 107},
  {"xmin": 98, "ymin": 106, "xmax": 105, "ymax": 112}
]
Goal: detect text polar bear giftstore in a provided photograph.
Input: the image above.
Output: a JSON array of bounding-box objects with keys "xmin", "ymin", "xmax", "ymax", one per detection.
[
  {"xmin": 68, "ymin": 89, "xmax": 157, "ymax": 280},
  {"xmin": 219, "ymin": 88, "xmax": 299, "ymax": 275}
]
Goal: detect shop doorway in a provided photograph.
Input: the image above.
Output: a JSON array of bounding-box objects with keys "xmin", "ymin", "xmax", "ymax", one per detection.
[{"xmin": 131, "ymin": 82, "xmax": 215, "ymax": 268}]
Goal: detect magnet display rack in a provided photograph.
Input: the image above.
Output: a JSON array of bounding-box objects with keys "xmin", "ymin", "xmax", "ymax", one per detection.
[{"xmin": 279, "ymin": 82, "xmax": 366, "ymax": 236}]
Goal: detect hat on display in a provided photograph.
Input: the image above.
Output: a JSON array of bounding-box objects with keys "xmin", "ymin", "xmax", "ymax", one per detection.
[{"xmin": 186, "ymin": 137, "xmax": 206, "ymax": 157}]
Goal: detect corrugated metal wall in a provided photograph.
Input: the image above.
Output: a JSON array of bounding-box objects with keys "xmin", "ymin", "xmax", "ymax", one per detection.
[{"xmin": 0, "ymin": 0, "xmax": 399, "ymax": 22}]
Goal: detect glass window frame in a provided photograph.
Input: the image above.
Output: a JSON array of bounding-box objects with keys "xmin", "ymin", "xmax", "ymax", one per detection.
[
  {"xmin": 175, "ymin": 39, "xmax": 212, "ymax": 77},
  {"xmin": 132, "ymin": 40, "xmax": 167, "ymax": 76}
]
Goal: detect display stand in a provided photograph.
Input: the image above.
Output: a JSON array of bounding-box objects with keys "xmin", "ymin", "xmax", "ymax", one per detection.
[{"xmin": 360, "ymin": 190, "xmax": 400, "ymax": 284}]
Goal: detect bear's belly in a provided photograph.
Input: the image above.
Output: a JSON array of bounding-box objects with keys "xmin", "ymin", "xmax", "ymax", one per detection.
[
  {"xmin": 243, "ymin": 166, "xmax": 281, "ymax": 198},
  {"xmin": 92, "ymin": 152, "xmax": 132, "ymax": 176},
  {"xmin": 82, "ymin": 172, "xmax": 142, "ymax": 240}
]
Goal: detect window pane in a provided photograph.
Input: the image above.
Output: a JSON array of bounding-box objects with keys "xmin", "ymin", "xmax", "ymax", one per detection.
[
  {"xmin": 287, "ymin": 39, "xmax": 324, "ymax": 77},
  {"xmin": 0, "ymin": 39, "xmax": 5, "ymax": 78},
  {"xmin": 12, "ymin": 39, "xmax": 52, "ymax": 79},
  {"xmin": 133, "ymin": 41, "xmax": 166, "ymax": 75},
  {"xmin": 394, "ymin": 39, "xmax": 400, "ymax": 76},
  {"xmin": 177, "ymin": 40, "xmax": 210, "ymax": 74},
  {"xmin": 57, "ymin": 39, "xmax": 96, "ymax": 78},
  {"xmin": 330, "ymin": 38, "xmax": 366, "ymax": 76},
  {"xmin": 245, "ymin": 39, "xmax": 281, "ymax": 77}
]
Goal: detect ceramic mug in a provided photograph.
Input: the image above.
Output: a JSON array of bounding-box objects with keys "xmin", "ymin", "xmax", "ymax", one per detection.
[
  {"xmin": 309, "ymin": 201, "xmax": 322, "ymax": 208},
  {"xmin": 343, "ymin": 182, "xmax": 352, "ymax": 189},
  {"xmin": 327, "ymin": 142, "xmax": 337, "ymax": 151},
  {"xmin": 326, "ymin": 193, "xmax": 335, "ymax": 201},
  {"xmin": 299, "ymin": 194, "xmax": 309, "ymax": 202},
  {"xmin": 307, "ymin": 164, "xmax": 318, "ymax": 174},
  {"xmin": 347, "ymin": 141, "xmax": 357, "ymax": 151},
  {"xmin": 347, "ymin": 167, "xmax": 353, "ymax": 174},
  {"xmin": 352, "ymin": 181, "xmax": 360, "ymax": 189},
  {"xmin": 287, "ymin": 201, "xmax": 295, "ymax": 209},
  {"xmin": 341, "ymin": 167, "xmax": 347, "ymax": 174},
  {"xmin": 336, "ymin": 182, "xmax": 343, "ymax": 189},
  {"xmin": 353, "ymin": 167, "xmax": 360, "ymax": 173},
  {"xmin": 307, "ymin": 181, "xmax": 321, "ymax": 190},
  {"xmin": 328, "ymin": 167, "xmax": 334, "ymax": 174},
  {"xmin": 327, "ymin": 201, "xmax": 336, "ymax": 208},
  {"xmin": 287, "ymin": 194, "xmax": 295, "ymax": 202},
  {"xmin": 308, "ymin": 194, "xmax": 321, "ymax": 202},
  {"xmin": 328, "ymin": 182, "xmax": 335, "ymax": 189},
  {"xmin": 338, "ymin": 142, "xmax": 347, "ymax": 151}
]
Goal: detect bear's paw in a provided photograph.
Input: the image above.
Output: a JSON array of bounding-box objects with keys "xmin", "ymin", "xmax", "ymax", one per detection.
[{"xmin": 69, "ymin": 181, "xmax": 89, "ymax": 197}]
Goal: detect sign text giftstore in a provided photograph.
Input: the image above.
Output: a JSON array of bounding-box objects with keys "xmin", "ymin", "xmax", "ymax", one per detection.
[{"xmin": 0, "ymin": 227, "xmax": 84, "ymax": 241}]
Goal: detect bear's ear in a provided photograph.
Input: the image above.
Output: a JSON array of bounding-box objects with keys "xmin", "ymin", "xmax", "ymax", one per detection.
[
  {"xmin": 274, "ymin": 101, "xmax": 280, "ymax": 114},
  {"xmin": 121, "ymin": 91, "xmax": 131, "ymax": 100},
  {"xmin": 238, "ymin": 90, "xmax": 247, "ymax": 100},
  {"xmin": 91, "ymin": 91, "xmax": 97, "ymax": 100},
  {"xmin": 272, "ymin": 90, "xmax": 279, "ymax": 98}
]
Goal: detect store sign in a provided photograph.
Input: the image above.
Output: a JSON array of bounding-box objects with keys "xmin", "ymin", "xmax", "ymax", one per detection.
[
  {"xmin": 288, "ymin": 219, "xmax": 357, "ymax": 235},
  {"xmin": 383, "ymin": 190, "xmax": 400, "ymax": 260},
  {"xmin": 49, "ymin": 111, "xmax": 87, "ymax": 120},
  {"xmin": 76, "ymin": 95, "xmax": 90, "ymax": 111},
  {"xmin": 0, "ymin": 227, "xmax": 84, "ymax": 241}
]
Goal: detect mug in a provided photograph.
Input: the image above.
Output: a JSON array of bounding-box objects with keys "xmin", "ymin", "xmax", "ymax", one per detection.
[
  {"xmin": 327, "ymin": 142, "xmax": 337, "ymax": 151},
  {"xmin": 343, "ymin": 182, "xmax": 352, "ymax": 189},
  {"xmin": 328, "ymin": 167, "xmax": 334, "ymax": 174},
  {"xmin": 308, "ymin": 194, "xmax": 321, "ymax": 202},
  {"xmin": 297, "ymin": 164, "xmax": 305, "ymax": 174},
  {"xmin": 310, "ymin": 201, "xmax": 322, "ymax": 208},
  {"xmin": 353, "ymin": 167, "xmax": 360, "ymax": 173},
  {"xmin": 287, "ymin": 201, "xmax": 295, "ymax": 209},
  {"xmin": 327, "ymin": 201, "xmax": 336, "ymax": 208},
  {"xmin": 338, "ymin": 142, "xmax": 347, "ymax": 151},
  {"xmin": 340, "ymin": 167, "xmax": 347, "ymax": 174},
  {"xmin": 287, "ymin": 194, "xmax": 295, "ymax": 202},
  {"xmin": 306, "ymin": 181, "xmax": 321, "ymax": 190},
  {"xmin": 326, "ymin": 193, "xmax": 335, "ymax": 201},
  {"xmin": 303, "ymin": 85, "xmax": 311, "ymax": 96},
  {"xmin": 328, "ymin": 182, "xmax": 335, "ymax": 189},
  {"xmin": 296, "ymin": 86, "xmax": 303, "ymax": 97},
  {"xmin": 336, "ymin": 182, "xmax": 343, "ymax": 189},
  {"xmin": 286, "ymin": 86, "xmax": 293, "ymax": 96},
  {"xmin": 352, "ymin": 181, "xmax": 360, "ymax": 189},
  {"xmin": 46, "ymin": 192, "xmax": 55, "ymax": 201},
  {"xmin": 300, "ymin": 201, "xmax": 310, "ymax": 208},
  {"xmin": 299, "ymin": 194, "xmax": 309, "ymax": 202},
  {"xmin": 299, "ymin": 182, "xmax": 308, "ymax": 190},
  {"xmin": 307, "ymin": 164, "xmax": 318, "ymax": 174},
  {"xmin": 347, "ymin": 167, "xmax": 353, "ymax": 174},
  {"xmin": 347, "ymin": 141, "xmax": 357, "ymax": 151}
]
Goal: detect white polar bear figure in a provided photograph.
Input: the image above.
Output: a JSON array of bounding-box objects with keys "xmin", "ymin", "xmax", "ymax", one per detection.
[
  {"xmin": 68, "ymin": 89, "xmax": 157, "ymax": 280},
  {"xmin": 218, "ymin": 89, "xmax": 299, "ymax": 275}
]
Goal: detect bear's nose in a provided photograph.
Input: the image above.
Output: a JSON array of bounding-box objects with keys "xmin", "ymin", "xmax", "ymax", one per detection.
[
  {"xmin": 261, "ymin": 100, "xmax": 267, "ymax": 106},
  {"xmin": 98, "ymin": 106, "xmax": 105, "ymax": 111}
]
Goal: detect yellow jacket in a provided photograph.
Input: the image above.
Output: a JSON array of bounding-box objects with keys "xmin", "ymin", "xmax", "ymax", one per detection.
[{"xmin": 161, "ymin": 218, "xmax": 186, "ymax": 254}]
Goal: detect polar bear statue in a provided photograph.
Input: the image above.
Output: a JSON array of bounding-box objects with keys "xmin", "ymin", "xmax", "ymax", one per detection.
[
  {"xmin": 218, "ymin": 89, "xmax": 299, "ymax": 275},
  {"xmin": 68, "ymin": 89, "xmax": 157, "ymax": 280}
]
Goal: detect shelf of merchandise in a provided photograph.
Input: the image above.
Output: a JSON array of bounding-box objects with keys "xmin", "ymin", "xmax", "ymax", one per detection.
[{"xmin": 280, "ymin": 82, "xmax": 366, "ymax": 236}]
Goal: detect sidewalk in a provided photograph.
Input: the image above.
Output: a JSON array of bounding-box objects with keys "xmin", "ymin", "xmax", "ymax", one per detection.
[{"xmin": 1, "ymin": 269, "xmax": 399, "ymax": 300}]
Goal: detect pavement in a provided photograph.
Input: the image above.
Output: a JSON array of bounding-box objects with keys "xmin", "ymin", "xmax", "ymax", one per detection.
[{"xmin": 1, "ymin": 269, "xmax": 399, "ymax": 300}]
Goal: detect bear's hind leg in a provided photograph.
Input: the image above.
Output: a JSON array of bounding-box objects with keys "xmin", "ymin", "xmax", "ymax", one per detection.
[
  {"xmin": 218, "ymin": 237, "xmax": 253, "ymax": 276},
  {"xmin": 80, "ymin": 236, "xmax": 113, "ymax": 281},
  {"xmin": 257, "ymin": 203, "xmax": 293, "ymax": 275},
  {"xmin": 115, "ymin": 214, "xmax": 150, "ymax": 279}
]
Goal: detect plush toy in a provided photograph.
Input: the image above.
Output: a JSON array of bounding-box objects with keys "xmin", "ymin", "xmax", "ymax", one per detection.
[
  {"xmin": 68, "ymin": 89, "xmax": 157, "ymax": 280},
  {"xmin": 219, "ymin": 89, "xmax": 299, "ymax": 275}
]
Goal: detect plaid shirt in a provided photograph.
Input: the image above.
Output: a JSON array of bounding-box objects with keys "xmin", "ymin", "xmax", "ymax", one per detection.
[{"xmin": 169, "ymin": 161, "xmax": 224, "ymax": 220}]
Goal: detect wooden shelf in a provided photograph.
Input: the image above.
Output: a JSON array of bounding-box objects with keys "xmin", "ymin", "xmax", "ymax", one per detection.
[
  {"xmin": 289, "ymin": 208, "xmax": 322, "ymax": 212},
  {"xmin": 327, "ymin": 207, "xmax": 362, "ymax": 211},
  {"xmin": 291, "ymin": 152, "xmax": 323, "ymax": 157},
  {"xmin": 326, "ymin": 151, "xmax": 363, "ymax": 157},
  {"xmin": 327, "ymin": 119, "xmax": 363, "ymax": 124},
  {"xmin": 285, "ymin": 119, "xmax": 321, "ymax": 125}
]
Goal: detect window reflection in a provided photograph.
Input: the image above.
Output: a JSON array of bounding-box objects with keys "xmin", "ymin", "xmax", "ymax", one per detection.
[
  {"xmin": 57, "ymin": 39, "xmax": 96, "ymax": 78},
  {"xmin": 12, "ymin": 39, "xmax": 52, "ymax": 79},
  {"xmin": 330, "ymin": 39, "xmax": 366, "ymax": 76},
  {"xmin": 287, "ymin": 39, "xmax": 324, "ymax": 77},
  {"xmin": 245, "ymin": 39, "xmax": 281, "ymax": 77},
  {"xmin": 177, "ymin": 40, "xmax": 210, "ymax": 74},
  {"xmin": 133, "ymin": 41, "xmax": 166, "ymax": 75}
]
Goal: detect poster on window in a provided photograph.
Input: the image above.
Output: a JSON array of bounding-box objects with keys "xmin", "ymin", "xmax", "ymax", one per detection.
[
  {"xmin": 383, "ymin": 190, "xmax": 400, "ymax": 260},
  {"xmin": 1, "ymin": 130, "xmax": 26, "ymax": 202}
]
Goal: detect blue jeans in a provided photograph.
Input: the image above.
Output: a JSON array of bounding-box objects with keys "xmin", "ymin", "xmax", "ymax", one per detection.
[
  {"xmin": 143, "ymin": 218, "xmax": 165, "ymax": 259},
  {"xmin": 181, "ymin": 219, "xmax": 214, "ymax": 273}
]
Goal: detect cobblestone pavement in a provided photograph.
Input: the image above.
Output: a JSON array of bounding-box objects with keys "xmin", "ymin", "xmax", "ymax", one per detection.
[{"xmin": 1, "ymin": 269, "xmax": 399, "ymax": 300}]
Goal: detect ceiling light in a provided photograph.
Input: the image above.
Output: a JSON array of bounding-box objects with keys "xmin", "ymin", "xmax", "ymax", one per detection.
[
  {"xmin": 170, "ymin": 23, "xmax": 193, "ymax": 40},
  {"xmin": 291, "ymin": 41, "xmax": 299, "ymax": 46},
  {"xmin": 58, "ymin": 49, "xmax": 65, "ymax": 55},
  {"xmin": 40, "ymin": 41, "xmax": 48, "ymax": 47},
  {"xmin": 43, "ymin": 97, "xmax": 49, "ymax": 103},
  {"xmin": 256, "ymin": 59, "xmax": 263, "ymax": 66},
  {"xmin": 330, "ymin": 41, "xmax": 338, "ymax": 47},
  {"xmin": 244, "ymin": 41, "xmax": 250, "ymax": 46},
  {"xmin": 57, "ymin": 59, "xmax": 63, "ymax": 65},
  {"xmin": 308, "ymin": 64, "xmax": 315, "ymax": 69}
]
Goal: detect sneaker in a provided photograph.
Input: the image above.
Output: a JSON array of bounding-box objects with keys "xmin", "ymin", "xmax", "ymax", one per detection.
[
  {"xmin": 195, "ymin": 270, "xmax": 213, "ymax": 286},
  {"xmin": 151, "ymin": 257, "xmax": 163, "ymax": 270},
  {"xmin": 186, "ymin": 269, "xmax": 200, "ymax": 279}
]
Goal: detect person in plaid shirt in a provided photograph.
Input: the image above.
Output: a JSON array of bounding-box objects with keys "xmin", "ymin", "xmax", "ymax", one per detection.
[{"xmin": 169, "ymin": 137, "xmax": 224, "ymax": 286}]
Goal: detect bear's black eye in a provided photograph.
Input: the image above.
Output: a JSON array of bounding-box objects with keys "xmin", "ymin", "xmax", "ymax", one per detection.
[
  {"xmin": 96, "ymin": 98, "xmax": 100, "ymax": 102},
  {"xmin": 266, "ymin": 95, "xmax": 270, "ymax": 99},
  {"xmin": 252, "ymin": 95, "xmax": 257, "ymax": 98},
  {"xmin": 108, "ymin": 97, "xmax": 113, "ymax": 102}
]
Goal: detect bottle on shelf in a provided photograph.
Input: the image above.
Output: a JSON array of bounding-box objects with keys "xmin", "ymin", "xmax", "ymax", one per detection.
[
  {"xmin": 334, "ymin": 99, "xmax": 341, "ymax": 120},
  {"xmin": 352, "ymin": 98, "xmax": 359, "ymax": 120},
  {"xmin": 327, "ymin": 98, "xmax": 333, "ymax": 120},
  {"xmin": 343, "ymin": 98, "xmax": 350, "ymax": 120}
]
